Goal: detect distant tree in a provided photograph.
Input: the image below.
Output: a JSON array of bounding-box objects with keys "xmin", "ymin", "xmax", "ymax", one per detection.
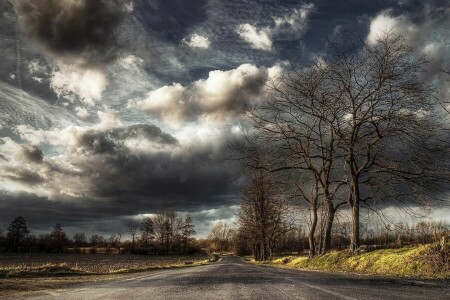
[
  {"xmin": 180, "ymin": 214, "xmax": 196, "ymax": 254},
  {"xmin": 73, "ymin": 232, "xmax": 87, "ymax": 247},
  {"xmin": 37, "ymin": 234, "xmax": 53, "ymax": 252},
  {"xmin": 236, "ymin": 172, "xmax": 295, "ymax": 261},
  {"xmin": 7, "ymin": 216, "xmax": 29, "ymax": 252},
  {"xmin": 127, "ymin": 222, "xmax": 138, "ymax": 252},
  {"xmin": 140, "ymin": 217, "xmax": 155, "ymax": 249},
  {"xmin": 208, "ymin": 221, "xmax": 234, "ymax": 253},
  {"xmin": 153, "ymin": 211, "xmax": 182, "ymax": 254},
  {"xmin": 50, "ymin": 224, "xmax": 68, "ymax": 252},
  {"xmin": 106, "ymin": 234, "xmax": 121, "ymax": 254},
  {"xmin": 89, "ymin": 234, "xmax": 106, "ymax": 247}
]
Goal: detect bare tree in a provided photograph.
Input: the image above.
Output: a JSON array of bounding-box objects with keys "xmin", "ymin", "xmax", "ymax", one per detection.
[
  {"xmin": 237, "ymin": 30, "xmax": 449, "ymax": 255},
  {"xmin": 236, "ymin": 171, "xmax": 295, "ymax": 261},
  {"xmin": 208, "ymin": 221, "xmax": 234, "ymax": 253},
  {"xmin": 180, "ymin": 214, "xmax": 196, "ymax": 254},
  {"xmin": 73, "ymin": 232, "xmax": 87, "ymax": 247},
  {"xmin": 237, "ymin": 55, "xmax": 348, "ymax": 253},
  {"xmin": 322, "ymin": 31, "xmax": 449, "ymax": 251},
  {"xmin": 50, "ymin": 224, "xmax": 68, "ymax": 253},
  {"xmin": 7, "ymin": 216, "xmax": 29, "ymax": 252},
  {"xmin": 127, "ymin": 222, "xmax": 138, "ymax": 252},
  {"xmin": 153, "ymin": 211, "xmax": 182, "ymax": 254},
  {"xmin": 140, "ymin": 217, "xmax": 155, "ymax": 250},
  {"xmin": 89, "ymin": 234, "xmax": 106, "ymax": 247}
]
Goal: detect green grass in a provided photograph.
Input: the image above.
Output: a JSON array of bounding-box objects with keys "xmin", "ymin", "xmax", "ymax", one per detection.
[{"xmin": 246, "ymin": 244, "xmax": 449, "ymax": 279}]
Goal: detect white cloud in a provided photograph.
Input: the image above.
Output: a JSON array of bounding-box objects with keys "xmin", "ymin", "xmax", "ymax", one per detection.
[
  {"xmin": 367, "ymin": 10, "xmax": 422, "ymax": 46},
  {"xmin": 366, "ymin": 8, "xmax": 449, "ymax": 101},
  {"xmin": 118, "ymin": 55, "xmax": 144, "ymax": 70},
  {"xmin": 236, "ymin": 24, "xmax": 272, "ymax": 51},
  {"xmin": 236, "ymin": 4, "xmax": 314, "ymax": 51},
  {"xmin": 194, "ymin": 64, "xmax": 265, "ymax": 112},
  {"xmin": 273, "ymin": 3, "xmax": 314, "ymax": 33},
  {"xmin": 182, "ymin": 33, "xmax": 211, "ymax": 49},
  {"xmin": 134, "ymin": 83, "xmax": 187, "ymax": 128},
  {"xmin": 75, "ymin": 107, "xmax": 90, "ymax": 120},
  {"xmin": 50, "ymin": 65, "xmax": 108, "ymax": 105},
  {"xmin": 96, "ymin": 110, "xmax": 123, "ymax": 129},
  {"xmin": 132, "ymin": 64, "xmax": 271, "ymax": 127}
]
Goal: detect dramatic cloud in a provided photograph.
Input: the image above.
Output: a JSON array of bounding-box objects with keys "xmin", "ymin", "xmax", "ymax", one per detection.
[
  {"xmin": 367, "ymin": 7, "xmax": 449, "ymax": 98},
  {"xmin": 235, "ymin": 4, "xmax": 314, "ymax": 51},
  {"xmin": 50, "ymin": 65, "xmax": 108, "ymax": 105},
  {"xmin": 134, "ymin": 83, "xmax": 188, "ymax": 127},
  {"xmin": 12, "ymin": 0, "xmax": 129, "ymax": 65},
  {"xmin": 367, "ymin": 11, "xmax": 424, "ymax": 46},
  {"xmin": 133, "ymin": 64, "xmax": 272, "ymax": 127},
  {"xmin": 182, "ymin": 34, "xmax": 211, "ymax": 49},
  {"xmin": 236, "ymin": 24, "xmax": 272, "ymax": 51},
  {"xmin": 21, "ymin": 145, "xmax": 44, "ymax": 164}
]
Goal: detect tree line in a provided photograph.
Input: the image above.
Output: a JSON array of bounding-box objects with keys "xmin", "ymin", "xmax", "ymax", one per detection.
[
  {"xmin": 230, "ymin": 31, "xmax": 449, "ymax": 260},
  {"xmin": 0, "ymin": 212, "xmax": 198, "ymax": 255}
]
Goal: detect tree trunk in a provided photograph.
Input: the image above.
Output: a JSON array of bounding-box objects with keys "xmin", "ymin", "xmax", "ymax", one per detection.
[
  {"xmin": 321, "ymin": 202, "xmax": 335, "ymax": 254},
  {"xmin": 308, "ymin": 207, "xmax": 318, "ymax": 257},
  {"xmin": 350, "ymin": 178, "xmax": 360, "ymax": 252}
]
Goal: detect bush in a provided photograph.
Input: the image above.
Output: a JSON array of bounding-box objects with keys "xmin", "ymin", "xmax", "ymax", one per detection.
[{"xmin": 419, "ymin": 244, "xmax": 449, "ymax": 273}]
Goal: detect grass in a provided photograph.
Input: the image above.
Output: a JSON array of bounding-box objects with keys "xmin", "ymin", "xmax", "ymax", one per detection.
[
  {"xmin": 0, "ymin": 253, "xmax": 210, "ymax": 278},
  {"xmin": 246, "ymin": 244, "xmax": 449, "ymax": 279}
]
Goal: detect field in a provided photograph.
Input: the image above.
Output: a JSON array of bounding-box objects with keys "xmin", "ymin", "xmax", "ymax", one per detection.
[
  {"xmin": 247, "ymin": 244, "xmax": 449, "ymax": 279},
  {"xmin": 0, "ymin": 253, "xmax": 209, "ymax": 278}
]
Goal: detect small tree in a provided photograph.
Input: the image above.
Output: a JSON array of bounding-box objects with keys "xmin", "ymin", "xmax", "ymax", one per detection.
[
  {"xmin": 153, "ymin": 211, "xmax": 182, "ymax": 254},
  {"xmin": 73, "ymin": 232, "xmax": 87, "ymax": 247},
  {"xmin": 50, "ymin": 224, "xmax": 68, "ymax": 253},
  {"xmin": 181, "ymin": 214, "xmax": 196, "ymax": 254},
  {"xmin": 90, "ymin": 234, "xmax": 106, "ymax": 247},
  {"xmin": 208, "ymin": 222, "xmax": 234, "ymax": 253},
  {"xmin": 140, "ymin": 217, "xmax": 155, "ymax": 250},
  {"xmin": 127, "ymin": 222, "xmax": 138, "ymax": 252},
  {"xmin": 7, "ymin": 216, "xmax": 29, "ymax": 252},
  {"xmin": 236, "ymin": 172, "xmax": 295, "ymax": 261}
]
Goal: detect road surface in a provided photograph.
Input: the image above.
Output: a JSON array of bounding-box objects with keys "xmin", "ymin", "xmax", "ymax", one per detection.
[{"xmin": 7, "ymin": 256, "xmax": 449, "ymax": 300}]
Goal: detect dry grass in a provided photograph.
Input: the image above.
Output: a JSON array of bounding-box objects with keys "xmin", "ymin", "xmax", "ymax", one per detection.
[
  {"xmin": 0, "ymin": 253, "xmax": 208, "ymax": 278},
  {"xmin": 247, "ymin": 244, "xmax": 450, "ymax": 279}
]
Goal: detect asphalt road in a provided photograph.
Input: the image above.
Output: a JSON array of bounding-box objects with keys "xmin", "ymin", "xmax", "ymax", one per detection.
[{"xmin": 9, "ymin": 256, "xmax": 450, "ymax": 300}]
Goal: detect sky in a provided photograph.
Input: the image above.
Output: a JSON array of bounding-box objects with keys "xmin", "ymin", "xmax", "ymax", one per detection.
[{"xmin": 0, "ymin": 0, "xmax": 449, "ymax": 238}]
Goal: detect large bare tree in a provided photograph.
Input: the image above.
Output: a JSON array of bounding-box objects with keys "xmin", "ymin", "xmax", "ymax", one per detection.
[
  {"xmin": 233, "ymin": 30, "xmax": 448, "ymax": 254},
  {"xmin": 322, "ymin": 31, "xmax": 448, "ymax": 251}
]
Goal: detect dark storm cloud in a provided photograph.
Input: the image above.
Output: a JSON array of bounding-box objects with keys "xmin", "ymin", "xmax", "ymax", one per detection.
[
  {"xmin": 21, "ymin": 145, "xmax": 44, "ymax": 163},
  {"xmin": 74, "ymin": 124, "xmax": 179, "ymax": 154},
  {"xmin": 3, "ymin": 167, "xmax": 45, "ymax": 185},
  {"xmin": 11, "ymin": 0, "xmax": 128, "ymax": 65},
  {"xmin": 0, "ymin": 191, "xmax": 237, "ymax": 236},
  {"xmin": 110, "ymin": 124, "xmax": 179, "ymax": 145}
]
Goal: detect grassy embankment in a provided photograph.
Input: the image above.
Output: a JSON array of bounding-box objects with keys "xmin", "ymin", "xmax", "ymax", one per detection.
[
  {"xmin": 0, "ymin": 254, "xmax": 215, "ymax": 278},
  {"xmin": 246, "ymin": 244, "xmax": 449, "ymax": 279}
]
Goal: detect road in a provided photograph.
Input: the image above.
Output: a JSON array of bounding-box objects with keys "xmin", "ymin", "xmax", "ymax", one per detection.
[{"xmin": 8, "ymin": 256, "xmax": 449, "ymax": 300}]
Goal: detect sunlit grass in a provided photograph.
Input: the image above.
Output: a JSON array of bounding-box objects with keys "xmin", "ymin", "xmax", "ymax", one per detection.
[{"xmin": 248, "ymin": 244, "xmax": 449, "ymax": 279}]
